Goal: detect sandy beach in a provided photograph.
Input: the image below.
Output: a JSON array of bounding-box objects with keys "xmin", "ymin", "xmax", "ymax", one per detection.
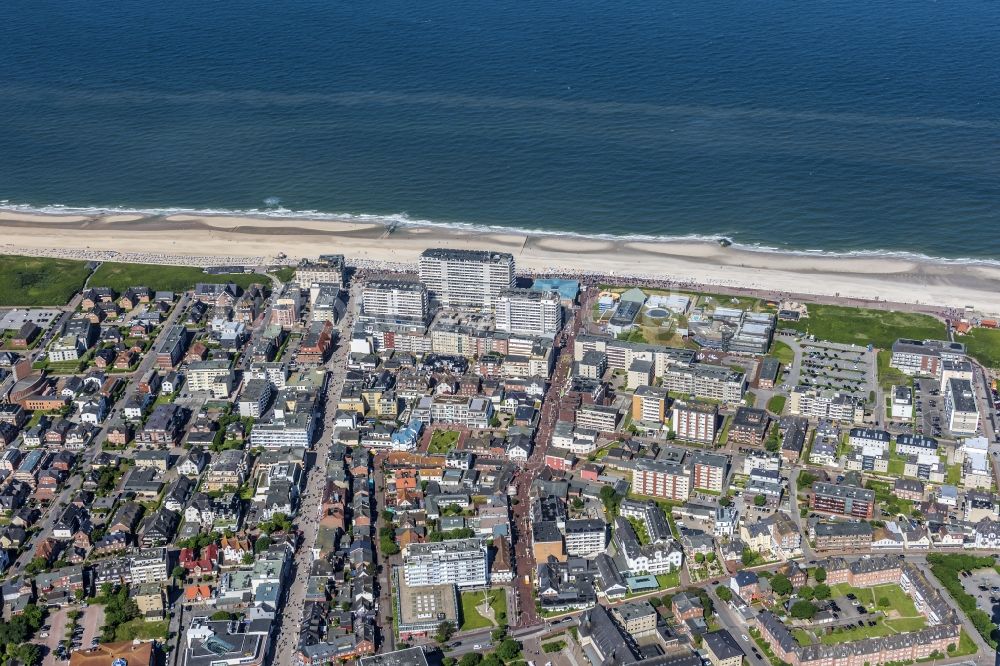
[{"xmin": 1, "ymin": 208, "xmax": 998, "ymax": 314}]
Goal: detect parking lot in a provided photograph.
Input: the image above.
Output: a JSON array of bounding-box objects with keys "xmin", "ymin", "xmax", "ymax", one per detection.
[
  {"xmin": 960, "ymin": 568, "xmax": 1000, "ymax": 625},
  {"xmin": 912, "ymin": 378, "xmax": 947, "ymax": 439},
  {"xmin": 79, "ymin": 605, "xmax": 105, "ymax": 650},
  {"xmin": 798, "ymin": 341, "xmax": 873, "ymax": 397},
  {"xmin": 39, "ymin": 607, "xmax": 68, "ymax": 666}
]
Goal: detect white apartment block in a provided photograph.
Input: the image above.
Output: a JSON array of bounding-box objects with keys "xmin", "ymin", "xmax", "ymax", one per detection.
[
  {"xmin": 563, "ymin": 519, "xmax": 608, "ymax": 557},
  {"xmin": 129, "ymin": 547, "xmax": 169, "ymax": 584},
  {"xmin": 789, "ymin": 387, "xmax": 865, "ymax": 423},
  {"xmin": 403, "ymin": 538, "xmax": 489, "ymax": 588},
  {"xmin": 413, "ymin": 395, "xmax": 493, "ymax": 429},
  {"xmin": 891, "ymin": 385, "xmax": 913, "ymax": 420},
  {"xmin": 940, "ymin": 359, "xmax": 974, "ymax": 386},
  {"xmin": 238, "ymin": 379, "xmax": 272, "ymax": 418},
  {"xmin": 494, "ymin": 288, "xmax": 562, "ymax": 336},
  {"xmin": 661, "ymin": 363, "xmax": 745, "ymax": 404},
  {"xmin": 946, "ymin": 378, "xmax": 980, "ymax": 435},
  {"xmin": 631, "ymin": 460, "xmax": 690, "ymax": 501},
  {"xmin": 418, "ymin": 248, "xmax": 515, "ymax": 310},
  {"xmin": 671, "ymin": 400, "xmax": 718, "ymax": 444},
  {"xmin": 187, "ymin": 360, "xmax": 232, "ymax": 392},
  {"xmin": 362, "ymin": 280, "xmax": 429, "ymax": 322}
]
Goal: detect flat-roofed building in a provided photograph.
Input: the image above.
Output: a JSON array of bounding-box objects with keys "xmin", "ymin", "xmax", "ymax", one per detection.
[
  {"xmin": 632, "ymin": 385, "xmax": 669, "ymax": 424},
  {"xmin": 671, "ymin": 400, "xmax": 718, "ymax": 444},
  {"xmin": 362, "ymin": 280, "xmax": 429, "ymax": 324},
  {"xmin": 757, "ymin": 357, "xmax": 780, "ymax": 390},
  {"xmin": 631, "ymin": 458, "xmax": 690, "ymax": 501},
  {"xmin": 495, "ymin": 288, "xmax": 562, "ymax": 336},
  {"xmin": 890, "ymin": 338, "xmax": 965, "ymax": 377},
  {"xmin": 940, "ymin": 358, "xmax": 974, "ymax": 385},
  {"xmin": 575, "ymin": 404, "xmax": 619, "ymax": 432},
  {"xmin": 612, "ymin": 600, "xmax": 659, "ymax": 637},
  {"xmin": 418, "ymin": 248, "xmax": 515, "ymax": 310},
  {"xmin": 945, "ymin": 377, "xmax": 979, "ymax": 434},
  {"xmin": 563, "ymin": 518, "xmax": 608, "ymax": 557},
  {"xmin": 891, "ymin": 385, "xmax": 913, "ymax": 420},
  {"xmin": 691, "ymin": 451, "xmax": 728, "ymax": 493},
  {"xmin": 811, "ymin": 482, "xmax": 875, "ymax": 519},
  {"xmin": 395, "ymin": 578, "xmax": 459, "ymax": 640},
  {"xmin": 402, "ymin": 538, "xmax": 489, "ymax": 588},
  {"xmin": 788, "ymin": 387, "xmax": 864, "ymax": 423}
]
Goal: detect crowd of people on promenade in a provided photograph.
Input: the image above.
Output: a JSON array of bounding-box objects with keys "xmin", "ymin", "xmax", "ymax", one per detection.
[{"xmin": 2, "ymin": 244, "xmax": 952, "ymax": 319}]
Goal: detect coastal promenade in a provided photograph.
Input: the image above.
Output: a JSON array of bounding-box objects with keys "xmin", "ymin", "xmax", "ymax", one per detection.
[{"xmin": 2, "ymin": 208, "xmax": 1000, "ymax": 314}]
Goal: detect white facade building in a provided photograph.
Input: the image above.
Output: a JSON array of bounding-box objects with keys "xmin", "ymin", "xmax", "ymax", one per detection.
[
  {"xmin": 418, "ymin": 248, "xmax": 515, "ymax": 310},
  {"xmin": 403, "ymin": 538, "xmax": 489, "ymax": 588},
  {"xmin": 494, "ymin": 289, "xmax": 562, "ymax": 336}
]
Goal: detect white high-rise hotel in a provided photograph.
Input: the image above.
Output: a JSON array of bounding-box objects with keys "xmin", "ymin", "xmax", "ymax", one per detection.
[
  {"xmin": 495, "ymin": 288, "xmax": 562, "ymax": 336},
  {"xmin": 418, "ymin": 248, "xmax": 515, "ymax": 310}
]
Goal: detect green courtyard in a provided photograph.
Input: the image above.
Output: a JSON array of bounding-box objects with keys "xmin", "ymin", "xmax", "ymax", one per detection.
[
  {"xmin": 459, "ymin": 589, "xmax": 507, "ymax": 631},
  {"xmin": 793, "ymin": 583, "xmax": 927, "ymax": 646},
  {"xmin": 428, "ymin": 429, "xmax": 461, "ymax": 454}
]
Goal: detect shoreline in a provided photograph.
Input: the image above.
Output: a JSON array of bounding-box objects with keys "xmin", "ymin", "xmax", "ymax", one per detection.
[{"xmin": 2, "ymin": 207, "xmax": 999, "ymax": 314}]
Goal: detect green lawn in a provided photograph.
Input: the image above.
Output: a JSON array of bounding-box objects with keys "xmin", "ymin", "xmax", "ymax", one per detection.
[
  {"xmin": 955, "ymin": 629, "xmax": 979, "ymax": 656},
  {"xmin": 90, "ymin": 262, "xmax": 266, "ymax": 293},
  {"xmin": 460, "ymin": 590, "xmax": 501, "ymax": 631},
  {"xmin": 109, "ymin": 618, "xmax": 169, "ymax": 641},
  {"xmin": 887, "ymin": 458, "xmax": 905, "ymax": 476},
  {"xmin": 785, "ymin": 303, "xmax": 946, "ymax": 349},
  {"xmin": 819, "ymin": 621, "xmax": 894, "ymax": 644},
  {"xmin": 268, "ymin": 266, "xmax": 296, "ymax": 282},
  {"xmin": 766, "ymin": 395, "xmax": 786, "ymax": 415},
  {"xmin": 0, "ymin": 255, "xmax": 92, "ymax": 306},
  {"xmin": 697, "ymin": 292, "xmax": 762, "ymax": 312},
  {"xmin": 718, "ymin": 416, "xmax": 731, "ymax": 444},
  {"xmin": 885, "ymin": 617, "xmax": 927, "ymax": 632},
  {"xmin": 428, "ymin": 429, "xmax": 461, "ymax": 454},
  {"xmin": 962, "ymin": 328, "xmax": 1000, "ymax": 369},
  {"xmin": 769, "ymin": 340, "xmax": 795, "ymax": 364},
  {"xmin": 656, "ymin": 570, "xmax": 681, "ymax": 590},
  {"xmin": 946, "ymin": 463, "xmax": 962, "ymax": 486},
  {"xmin": 876, "ymin": 350, "xmax": 912, "ymax": 391},
  {"xmin": 871, "ymin": 583, "xmax": 920, "ymax": 618},
  {"xmin": 792, "ymin": 628, "xmax": 814, "ymax": 646},
  {"xmin": 823, "ymin": 583, "xmax": 926, "ymax": 642},
  {"xmin": 489, "ymin": 588, "xmax": 507, "ymax": 626},
  {"xmin": 627, "ymin": 517, "xmax": 651, "ymax": 545}
]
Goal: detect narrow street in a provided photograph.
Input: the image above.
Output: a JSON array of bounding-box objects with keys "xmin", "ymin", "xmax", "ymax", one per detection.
[{"xmin": 272, "ymin": 285, "xmax": 359, "ymax": 666}]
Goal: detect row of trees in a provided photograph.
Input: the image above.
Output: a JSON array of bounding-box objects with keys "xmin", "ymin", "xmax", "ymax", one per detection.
[
  {"xmin": 0, "ymin": 604, "xmax": 45, "ymax": 666},
  {"xmin": 926, "ymin": 553, "xmax": 999, "ymax": 648}
]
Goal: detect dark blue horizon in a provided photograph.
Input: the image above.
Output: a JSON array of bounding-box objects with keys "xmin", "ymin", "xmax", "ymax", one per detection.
[{"xmin": 1, "ymin": 0, "xmax": 999, "ymax": 258}]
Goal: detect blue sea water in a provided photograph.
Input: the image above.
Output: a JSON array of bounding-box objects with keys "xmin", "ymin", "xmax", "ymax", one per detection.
[{"xmin": 1, "ymin": 0, "xmax": 999, "ymax": 259}]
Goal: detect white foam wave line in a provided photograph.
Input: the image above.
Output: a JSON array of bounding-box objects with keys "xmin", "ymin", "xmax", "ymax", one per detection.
[{"xmin": 2, "ymin": 200, "xmax": 998, "ymax": 269}]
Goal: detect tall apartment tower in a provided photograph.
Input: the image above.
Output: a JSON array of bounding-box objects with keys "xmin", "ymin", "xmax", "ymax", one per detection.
[
  {"xmin": 418, "ymin": 248, "xmax": 515, "ymax": 310},
  {"xmin": 361, "ymin": 280, "xmax": 430, "ymax": 323},
  {"xmin": 494, "ymin": 288, "xmax": 562, "ymax": 336}
]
